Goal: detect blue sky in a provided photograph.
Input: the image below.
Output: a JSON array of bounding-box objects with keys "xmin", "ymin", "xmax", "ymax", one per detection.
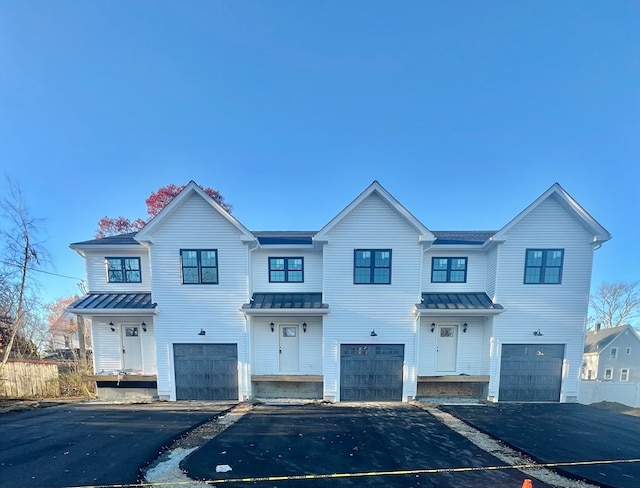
[{"xmin": 1, "ymin": 0, "xmax": 639, "ymax": 307}]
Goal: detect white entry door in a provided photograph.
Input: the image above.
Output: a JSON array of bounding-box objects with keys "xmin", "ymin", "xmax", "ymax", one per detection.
[
  {"xmin": 436, "ymin": 325, "xmax": 458, "ymax": 372},
  {"xmin": 279, "ymin": 325, "xmax": 299, "ymax": 372},
  {"xmin": 121, "ymin": 325, "xmax": 143, "ymax": 371}
]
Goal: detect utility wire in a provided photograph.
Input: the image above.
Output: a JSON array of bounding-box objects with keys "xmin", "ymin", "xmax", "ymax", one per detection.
[{"xmin": 0, "ymin": 260, "xmax": 84, "ymax": 281}]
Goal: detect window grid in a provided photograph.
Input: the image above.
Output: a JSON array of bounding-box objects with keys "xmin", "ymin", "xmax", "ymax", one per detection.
[
  {"xmin": 106, "ymin": 257, "xmax": 141, "ymax": 283},
  {"xmin": 604, "ymin": 368, "xmax": 613, "ymax": 380},
  {"xmin": 269, "ymin": 257, "xmax": 304, "ymax": 283},
  {"xmin": 524, "ymin": 249, "xmax": 564, "ymax": 284},
  {"xmin": 180, "ymin": 249, "xmax": 218, "ymax": 284},
  {"xmin": 620, "ymin": 369, "xmax": 629, "ymax": 381},
  {"xmin": 431, "ymin": 257, "xmax": 468, "ymax": 283},
  {"xmin": 354, "ymin": 249, "xmax": 392, "ymax": 284},
  {"xmin": 610, "ymin": 347, "xmax": 618, "ymax": 359}
]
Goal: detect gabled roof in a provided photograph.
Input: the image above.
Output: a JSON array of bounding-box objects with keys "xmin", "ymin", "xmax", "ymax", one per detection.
[
  {"xmin": 314, "ymin": 181, "xmax": 435, "ymax": 243},
  {"xmin": 135, "ymin": 181, "xmax": 255, "ymax": 243},
  {"xmin": 584, "ymin": 325, "xmax": 640, "ymax": 354},
  {"xmin": 492, "ymin": 183, "xmax": 611, "ymax": 244}
]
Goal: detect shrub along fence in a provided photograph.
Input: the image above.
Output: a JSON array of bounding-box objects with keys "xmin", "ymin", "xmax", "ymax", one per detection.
[{"xmin": 0, "ymin": 359, "xmax": 60, "ymax": 398}]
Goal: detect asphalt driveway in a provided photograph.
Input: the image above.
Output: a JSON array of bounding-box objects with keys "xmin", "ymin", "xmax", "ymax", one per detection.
[
  {"xmin": 0, "ymin": 401, "xmax": 235, "ymax": 488},
  {"xmin": 441, "ymin": 403, "xmax": 640, "ymax": 488},
  {"xmin": 182, "ymin": 403, "xmax": 551, "ymax": 487}
]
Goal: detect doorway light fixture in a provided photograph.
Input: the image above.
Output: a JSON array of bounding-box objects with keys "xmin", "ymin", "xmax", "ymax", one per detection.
[
  {"xmin": 109, "ymin": 321, "xmax": 115, "ymax": 332},
  {"xmin": 302, "ymin": 322, "xmax": 307, "ymax": 333},
  {"xmin": 430, "ymin": 322, "xmax": 436, "ymax": 333},
  {"xmin": 141, "ymin": 321, "xmax": 147, "ymax": 332},
  {"xmin": 463, "ymin": 322, "xmax": 468, "ymax": 333},
  {"xmin": 270, "ymin": 322, "xmax": 275, "ymax": 332}
]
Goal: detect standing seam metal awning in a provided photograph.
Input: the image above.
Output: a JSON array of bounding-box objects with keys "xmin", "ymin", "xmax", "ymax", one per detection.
[
  {"xmin": 416, "ymin": 292, "xmax": 503, "ymax": 315},
  {"xmin": 68, "ymin": 293, "xmax": 157, "ymax": 311},
  {"xmin": 242, "ymin": 293, "xmax": 329, "ymax": 315}
]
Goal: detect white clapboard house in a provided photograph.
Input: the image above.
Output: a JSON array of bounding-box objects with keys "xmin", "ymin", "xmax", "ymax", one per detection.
[{"xmin": 68, "ymin": 181, "xmax": 610, "ymax": 403}]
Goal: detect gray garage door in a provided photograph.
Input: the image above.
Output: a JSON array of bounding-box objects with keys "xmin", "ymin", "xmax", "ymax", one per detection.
[
  {"xmin": 340, "ymin": 344, "xmax": 404, "ymax": 401},
  {"xmin": 499, "ymin": 344, "xmax": 564, "ymax": 402},
  {"xmin": 174, "ymin": 344, "xmax": 238, "ymax": 400}
]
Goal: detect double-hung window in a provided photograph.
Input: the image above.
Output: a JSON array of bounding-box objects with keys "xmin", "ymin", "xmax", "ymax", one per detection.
[
  {"xmin": 269, "ymin": 257, "xmax": 304, "ymax": 283},
  {"xmin": 431, "ymin": 257, "xmax": 468, "ymax": 283},
  {"xmin": 106, "ymin": 257, "xmax": 141, "ymax": 283},
  {"xmin": 354, "ymin": 249, "xmax": 391, "ymax": 284},
  {"xmin": 524, "ymin": 249, "xmax": 564, "ymax": 284},
  {"xmin": 620, "ymin": 369, "xmax": 629, "ymax": 381},
  {"xmin": 181, "ymin": 249, "xmax": 218, "ymax": 284}
]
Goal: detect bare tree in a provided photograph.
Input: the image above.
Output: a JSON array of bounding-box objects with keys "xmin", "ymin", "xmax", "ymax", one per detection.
[
  {"xmin": 589, "ymin": 281, "xmax": 640, "ymax": 330},
  {"xmin": 0, "ymin": 180, "xmax": 48, "ymax": 367}
]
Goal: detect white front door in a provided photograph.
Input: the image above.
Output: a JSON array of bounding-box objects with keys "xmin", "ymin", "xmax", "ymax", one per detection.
[
  {"xmin": 121, "ymin": 325, "xmax": 143, "ymax": 371},
  {"xmin": 436, "ymin": 325, "xmax": 458, "ymax": 372},
  {"xmin": 279, "ymin": 325, "xmax": 299, "ymax": 372}
]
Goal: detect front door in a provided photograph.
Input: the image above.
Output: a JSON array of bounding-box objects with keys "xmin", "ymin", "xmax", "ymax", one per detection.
[
  {"xmin": 121, "ymin": 325, "xmax": 143, "ymax": 370},
  {"xmin": 436, "ymin": 325, "xmax": 458, "ymax": 372},
  {"xmin": 279, "ymin": 325, "xmax": 299, "ymax": 372}
]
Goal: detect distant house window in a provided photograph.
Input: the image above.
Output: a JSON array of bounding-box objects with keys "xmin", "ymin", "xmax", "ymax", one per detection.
[
  {"xmin": 106, "ymin": 257, "xmax": 141, "ymax": 283},
  {"xmin": 269, "ymin": 257, "xmax": 304, "ymax": 283},
  {"xmin": 610, "ymin": 347, "xmax": 618, "ymax": 359},
  {"xmin": 180, "ymin": 250, "xmax": 218, "ymax": 284},
  {"xmin": 626, "ymin": 347, "xmax": 631, "ymax": 355},
  {"xmin": 604, "ymin": 368, "xmax": 613, "ymax": 380},
  {"xmin": 620, "ymin": 369, "xmax": 629, "ymax": 382},
  {"xmin": 524, "ymin": 249, "xmax": 564, "ymax": 284},
  {"xmin": 431, "ymin": 257, "xmax": 468, "ymax": 283},
  {"xmin": 354, "ymin": 249, "xmax": 391, "ymax": 284}
]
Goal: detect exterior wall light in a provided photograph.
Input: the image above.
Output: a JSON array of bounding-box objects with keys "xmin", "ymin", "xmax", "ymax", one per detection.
[
  {"xmin": 463, "ymin": 322, "xmax": 468, "ymax": 333},
  {"xmin": 431, "ymin": 322, "xmax": 436, "ymax": 333},
  {"xmin": 270, "ymin": 322, "xmax": 275, "ymax": 332},
  {"xmin": 141, "ymin": 321, "xmax": 147, "ymax": 332},
  {"xmin": 109, "ymin": 321, "xmax": 115, "ymax": 332},
  {"xmin": 302, "ymin": 322, "xmax": 307, "ymax": 333},
  {"xmin": 198, "ymin": 329, "xmax": 206, "ymax": 336},
  {"xmin": 533, "ymin": 329, "xmax": 543, "ymax": 336},
  {"xmin": 370, "ymin": 329, "xmax": 377, "ymax": 337}
]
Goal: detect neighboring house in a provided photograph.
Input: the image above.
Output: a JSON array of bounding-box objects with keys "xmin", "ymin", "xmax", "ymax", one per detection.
[
  {"xmin": 582, "ymin": 324, "xmax": 640, "ymax": 382},
  {"xmin": 68, "ymin": 181, "xmax": 610, "ymax": 403},
  {"xmin": 46, "ymin": 311, "xmax": 92, "ymax": 361}
]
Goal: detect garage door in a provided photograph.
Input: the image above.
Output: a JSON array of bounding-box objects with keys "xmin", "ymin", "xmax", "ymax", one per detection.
[
  {"xmin": 340, "ymin": 344, "xmax": 404, "ymax": 401},
  {"xmin": 499, "ymin": 344, "xmax": 564, "ymax": 402},
  {"xmin": 174, "ymin": 344, "xmax": 238, "ymax": 400}
]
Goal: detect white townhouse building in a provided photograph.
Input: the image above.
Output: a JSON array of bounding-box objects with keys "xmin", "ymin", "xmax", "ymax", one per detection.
[{"xmin": 68, "ymin": 181, "xmax": 610, "ymax": 403}]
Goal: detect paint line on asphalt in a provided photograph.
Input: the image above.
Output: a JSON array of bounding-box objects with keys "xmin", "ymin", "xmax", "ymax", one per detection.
[{"xmin": 64, "ymin": 458, "xmax": 640, "ymax": 487}]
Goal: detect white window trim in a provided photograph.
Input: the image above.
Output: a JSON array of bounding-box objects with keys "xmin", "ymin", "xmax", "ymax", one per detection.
[
  {"xmin": 604, "ymin": 368, "xmax": 613, "ymax": 380},
  {"xmin": 620, "ymin": 369, "xmax": 629, "ymax": 382},
  {"xmin": 610, "ymin": 347, "xmax": 618, "ymax": 359}
]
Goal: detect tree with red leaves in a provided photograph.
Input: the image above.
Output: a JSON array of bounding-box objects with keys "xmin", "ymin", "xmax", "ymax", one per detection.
[{"xmin": 95, "ymin": 184, "xmax": 231, "ymax": 238}]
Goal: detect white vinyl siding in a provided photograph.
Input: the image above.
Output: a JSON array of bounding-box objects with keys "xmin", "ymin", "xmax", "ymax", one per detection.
[
  {"xmin": 145, "ymin": 193, "xmax": 250, "ymax": 400},
  {"xmin": 321, "ymin": 192, "xmax": 422, "ymax": 401},
  {"xmin": 90, "ymin": 317, "xmax": 156, "ymax": 374},
  {"xmin": 251, "ymin": 316, "xmax": 323, "ymax": 375},
  {"xmin": 251, "ymin": 250, "xmax": 322, "ymax": 293},
  {"xmin": 84, "ymin": 250, "xmax": 150, "ymax": 292},
  {"xmin": 490, "ymin": 195, "xmax": 595, "ymax": 401}
]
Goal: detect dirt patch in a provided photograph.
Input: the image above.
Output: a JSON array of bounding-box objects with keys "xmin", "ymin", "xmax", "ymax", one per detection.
[
  {"xmin": 588, "ymin": 400, "xmax": 640, "ymax": 417},
  {"xmin": 0, "ymin": 397, "xmax": 86, "ymax": 414}
]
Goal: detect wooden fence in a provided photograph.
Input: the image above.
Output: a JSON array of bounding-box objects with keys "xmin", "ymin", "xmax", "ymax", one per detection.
[{"xmin": 0, "ymin": 359, "xmax": 60, "ymax": 398}]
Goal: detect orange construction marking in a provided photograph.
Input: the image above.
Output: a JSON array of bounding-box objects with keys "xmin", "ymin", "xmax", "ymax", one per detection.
[{"xmin": 522, "ymin": 479, "xmax": 533, "ymax": 488}]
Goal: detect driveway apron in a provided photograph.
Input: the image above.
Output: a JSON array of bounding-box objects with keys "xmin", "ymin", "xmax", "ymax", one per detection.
[
  {"xmin": 441, "ymin": 403, "xmax": 640, "ymax": 488},
  {"xmin": 182, "ymin": 403, "xmax": 551, "ymax": 487},
  {"xmin": 0, "ymin": 401, "xmax": 235, "ymax": 488}
]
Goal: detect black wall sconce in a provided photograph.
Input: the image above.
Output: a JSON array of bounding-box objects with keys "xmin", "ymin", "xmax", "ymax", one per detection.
[
  {"xmin": 533, "ymin": 329, "xmax": 543, "ymax": 336},
  {"xmin": 370, "ymin": 329, "xmax": 377, "ymax": 337},
  {"xmin": 430, "ymin": 322, "xmax": 436, "ymax": 333},
  {"xmin": 302, "ymin": 322, "xmax": 307, "ymax": 333},
  {"xmin": 463, "ymin": 322, "xmax": 468, "ymax": 333},
  {"xmin": 270, "ymin": 322, "xmax": 275, "ymax": 332},
  {"xmin": 109, "ymin": 321, "xmax": 115, "ymax": 332},
  {"xmin": 141, "ymin": 321, "xmax": 147, "ymax": 332},
  {"xmin": 198, "ymin": 328, "xmax": 206, "ymax": 336}
]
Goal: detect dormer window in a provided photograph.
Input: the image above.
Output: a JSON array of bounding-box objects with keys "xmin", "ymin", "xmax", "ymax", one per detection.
[{"xmin": 106, "ymin": 257, "xmax": 141, "ymax": 283}]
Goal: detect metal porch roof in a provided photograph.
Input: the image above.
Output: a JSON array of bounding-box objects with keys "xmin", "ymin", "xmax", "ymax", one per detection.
[
  {"xmin": 69, "ymin": 293, "xmax": 157, "ymax": 310},
  {"xmin": 417, "ymin": 292, "xmax": 503, "ymax": 310},
  {"xmin": 243, "ymin": 293, "xmax": 327, "ymax": 310}
]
